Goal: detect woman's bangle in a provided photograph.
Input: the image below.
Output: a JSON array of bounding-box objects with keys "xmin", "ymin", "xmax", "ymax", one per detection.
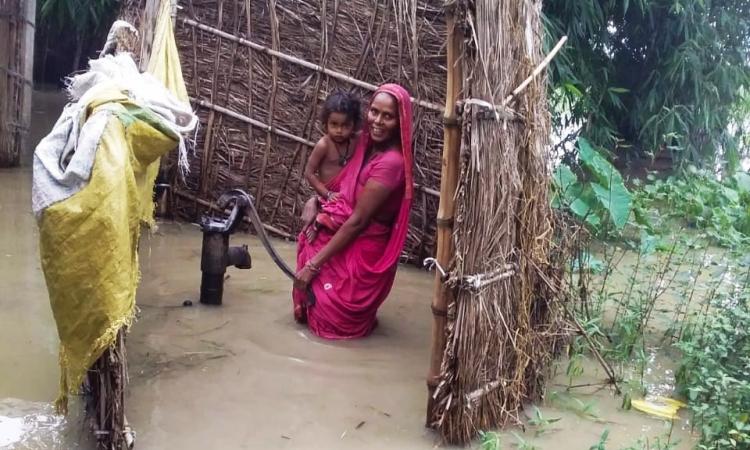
[{"xmin": 306, "ymin": 260, "xmax": 321, "ymax": 273}]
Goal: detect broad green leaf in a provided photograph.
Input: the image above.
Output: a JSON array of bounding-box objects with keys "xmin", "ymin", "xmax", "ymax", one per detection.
[
  {"xmin": 577, "ymin": 138, "xmax": 625, "ymax": 189},
  {"xmin": 565, "ymin": 185, "xmax": 602, "ymax": 227},
  {"xmin": 552, "ymin": 163, "xmax": 578, "ymax": 194},
  {"xmin": 722, "ymin": 186, "xmax": 740, "ymax": 204},
  {"xmin": 591, "ymin": 180, "xmax": 632, "ymax": 229},
  {"xmin": 733, "ymin": 172, "xmax": 750, "ymax": 194}
]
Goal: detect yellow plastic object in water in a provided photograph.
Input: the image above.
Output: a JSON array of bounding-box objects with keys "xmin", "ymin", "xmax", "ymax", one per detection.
[
  {"xmin": 39, "ymin": 94, "xmax": 179, "ymax": 413},
  {"xmin": 631, "ymin": 397, "xmax": 688, "ymax": 420}
]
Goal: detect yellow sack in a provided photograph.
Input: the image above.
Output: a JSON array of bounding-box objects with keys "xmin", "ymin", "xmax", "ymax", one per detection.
[
  {"xmin": 137, "ymin": 0, "xmax": 191, "ymax": 223},
  {"xmin": 39, "ymin": 98, "xmax": 179, "ymax": 412},
  {"xmin": 39, "ymin": 0, "xmax": 192, "ymax": 413},
  {"xmin": 147, "ymin": 0, "xmax": 189, "ymax": 103}
]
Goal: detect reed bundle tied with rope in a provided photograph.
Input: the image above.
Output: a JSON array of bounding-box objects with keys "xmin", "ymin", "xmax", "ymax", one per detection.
[
  {"xmin": 122, "ymin": 0, "xmax": 449, "ymax": 262},
  {"xmin": 0, "ymin": 0, "xmax": 34, "ymax": 168},
  {"xmin": 429, "ymin": 0, "xmax": 566, "ymax": 444}
]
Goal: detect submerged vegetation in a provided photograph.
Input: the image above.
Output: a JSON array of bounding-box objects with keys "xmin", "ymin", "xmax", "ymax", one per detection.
[{"xmin": 532, "ymin": 2, "xmax": 750, "ymax": 445}]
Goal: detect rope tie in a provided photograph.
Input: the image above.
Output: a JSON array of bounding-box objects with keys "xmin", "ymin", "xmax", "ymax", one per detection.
[{"xmin": 424, "ymin": 258, "xmax": 517, "ymax": 292}]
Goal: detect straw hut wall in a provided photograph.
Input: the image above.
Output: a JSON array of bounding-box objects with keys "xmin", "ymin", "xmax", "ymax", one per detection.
[
  {"xmin": 0, "ymin": 0, "xmax": 35, "ymax": 167},
  {"xmin": 429, "ymin": 0, "xmax": 564, "ymax": 443},
  {"xmin": 124, "ymin": 0, "xmax": 448, "ymax": 262}
]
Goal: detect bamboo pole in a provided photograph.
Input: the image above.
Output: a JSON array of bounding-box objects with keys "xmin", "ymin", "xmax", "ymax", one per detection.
[
  {"xmin": 0, "ymin": 4, "xmax": 11, "ymax": 166},
  {"xmin": 502, "ymin": 36, "xmax": 567, "ymax": 106},
  {"xmin": 426, "ymin": 1, "xmax": 462, "ymax": 426},
  {"xmin": 255, "ymin": 0, "xmax": 279, "ymax": 206},
  {"xmin": 198, "ymin": 0, "xmax": 224, "ymax": 196},
  {"xmin": 242, "ymin": 0, "xmax": 255, "ymax": 186},
  {"xmin": 180, "ymin": 17, "xmax": 445, "ymax": 112},
  {"xmin": 138, "ymin": 0, "xmax": 160, "ymax": 71},
  {"xmin": 193, "ymin": 98, "xmax": 317, "ymax": 146}
]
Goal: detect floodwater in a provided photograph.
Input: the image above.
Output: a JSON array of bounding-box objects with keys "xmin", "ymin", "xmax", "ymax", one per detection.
[{"xmin": 0, "ymin": 91, "xmax": 699, "ymax": 449}]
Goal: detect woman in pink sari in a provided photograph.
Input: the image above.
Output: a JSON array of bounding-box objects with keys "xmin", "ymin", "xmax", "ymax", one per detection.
[{"xmin": 293, "ymin": 83, "xmax": 414, "ymax": 339}]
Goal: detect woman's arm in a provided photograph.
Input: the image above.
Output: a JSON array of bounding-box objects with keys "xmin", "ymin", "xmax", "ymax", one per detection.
[
  {"xmin": 304, "ymin": 138, "xmax": 332, "ymax": 198},
  {"xmin": 294, "ymin": 179, "xmax": 394, "ymax": 289}
]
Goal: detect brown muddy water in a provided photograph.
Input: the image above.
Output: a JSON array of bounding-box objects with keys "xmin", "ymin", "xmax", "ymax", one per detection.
[{"xmin": 0, "ymin": 90, "xmax": 699, "ymax": 449}]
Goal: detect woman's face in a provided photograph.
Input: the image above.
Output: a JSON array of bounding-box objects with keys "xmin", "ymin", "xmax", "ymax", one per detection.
[{"xmin": 367, "ymin": 92, "xmax": 399, "ymax": 144}]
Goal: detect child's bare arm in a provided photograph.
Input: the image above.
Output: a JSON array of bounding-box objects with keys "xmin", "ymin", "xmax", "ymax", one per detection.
[{"xmin": 304, "ymin": 138, "xmax": 332, "ymax": 198}]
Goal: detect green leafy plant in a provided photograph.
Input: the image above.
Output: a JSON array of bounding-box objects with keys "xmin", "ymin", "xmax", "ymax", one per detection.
[
  {"xmin": 620, "ymin": 435, "xmax": 678, "ymax": 450},
  {"xmin": 552, "ymin": 138, "xmax": 633, "ymax": 234},
  {"xmin": 675, "ymin": 293, "xmax": 750, "ymax": 449},
  {"xmin": 510, "ymin": 432, "xmax": 539, "ymax": 450},
  {"xmin": 636, "ymin": 168, "xmax": 750, "ymax": 248},
  {"xmin": 589, "ymin": 429, "xmax": 609, "ymax": 450},
  {"xmin": 479, "ymin": 431, "xmax": 502, "ymax": 450},
  {"xmin": 527, "ymin": 406, "xmax": 561, "ymax": 436}
]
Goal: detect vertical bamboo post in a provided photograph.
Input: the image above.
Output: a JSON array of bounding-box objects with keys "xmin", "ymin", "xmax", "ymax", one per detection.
[
  {"xmin": 255, "ymin": 0, "xmax": 280, "ymax": 206},
  {"xmin": 0, "ymin": 0, "xmax": 34, "ymax": 167},
  {"xmin": 241, "ymin": 0, "xmax": 255, "ymax": 186},
  {"xmin": 0, "ymin": 2, "xmax": 11, "ymax": 166},
  {"xmin": 20, "ymin": 0, "xmax": 34, "ymax": 160},
  {"xmin": 426, "ymin": 1, "xmax": 462, "ymax": 426},
  {"xmin": 138, "ymin": 0, "xmax": 160, "ymax": 71}
]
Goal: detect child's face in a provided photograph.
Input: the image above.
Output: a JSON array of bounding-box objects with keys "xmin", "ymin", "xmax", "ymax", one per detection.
[{"xmin": 326, "ymin": 112, "xmax": 355, "ymax": 144}]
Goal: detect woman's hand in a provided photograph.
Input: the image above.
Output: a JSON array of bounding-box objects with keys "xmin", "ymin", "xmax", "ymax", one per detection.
[{"xmin": 294, "ymin": 265, "xmax": 317, "ymax": 290}]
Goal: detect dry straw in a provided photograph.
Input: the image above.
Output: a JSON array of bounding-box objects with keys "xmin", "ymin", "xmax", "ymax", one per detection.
[{"xmin": 429, "ymin": 0, "xmax": 565, "ymax": 444}]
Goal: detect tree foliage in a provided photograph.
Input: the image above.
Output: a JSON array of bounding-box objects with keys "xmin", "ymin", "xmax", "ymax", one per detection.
[
  {"xmin": 37, "ymin": 0, "xmax": 119, "ymax": 74},
  {"xmin": 544, "ymin": 0, "xmax": 750, "ymax": 168}
]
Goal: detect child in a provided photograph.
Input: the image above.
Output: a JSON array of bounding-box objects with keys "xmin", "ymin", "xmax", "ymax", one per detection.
[{"xmin": 301, "ymin": 91, "xmax": 360, "ymax": 239}]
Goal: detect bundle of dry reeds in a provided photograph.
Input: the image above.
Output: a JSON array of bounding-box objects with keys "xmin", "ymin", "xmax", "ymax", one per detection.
[
  {"xmin": 0, "ymin": 0, "xmax": 34, "ymax": 167},
  {"xmin": 84, "ymin": 329, "xmax": 134, "ymax": 450},
  {"xmin": 120, "ymin": 0, "xmax": 448, "ymax": 262},
  {"xmin": 428, "ymin": 0, "xmax": 565, "ymax": 444}
]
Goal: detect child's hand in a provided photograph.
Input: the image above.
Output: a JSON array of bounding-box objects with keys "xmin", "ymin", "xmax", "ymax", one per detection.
[{"xmin": 326, "ymin": 191, "xmax": 340, "ymax": 202}]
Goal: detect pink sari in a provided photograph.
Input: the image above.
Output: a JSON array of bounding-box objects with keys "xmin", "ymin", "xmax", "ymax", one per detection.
[{"xmin": 293, "ymin": 84, "xmax": 414, "ymax": 339}]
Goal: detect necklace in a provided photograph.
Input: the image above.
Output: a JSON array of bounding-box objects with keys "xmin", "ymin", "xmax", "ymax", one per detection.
[{"xmin": 336, "ymin": 138, "xmax": 353, "ymax": 166}]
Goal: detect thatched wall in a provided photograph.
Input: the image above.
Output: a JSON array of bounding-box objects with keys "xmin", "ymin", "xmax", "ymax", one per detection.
[
  {"xmin": 126, "ymin": 0, "xmax": 447, "ymax": 262},
  {"xmin": 0, "ymin": 0, "xmax": 35, "ymax": 167},
  {"xmin": 430, "ymin": 0, "xmax": 564, "ymax": 443}
]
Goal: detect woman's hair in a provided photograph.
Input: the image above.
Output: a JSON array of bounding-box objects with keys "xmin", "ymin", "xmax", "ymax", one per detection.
[{"xmin": 320, "ymin": 90, "xmax": 361, "ymax": 128}]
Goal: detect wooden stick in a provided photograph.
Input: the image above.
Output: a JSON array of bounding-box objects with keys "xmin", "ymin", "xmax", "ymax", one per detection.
[
  {"xmin": 180, "ymin": 17, "xmax": 445, "ymax": 112},
  {"xmin": 242, "ymin": 0, "xmax": 255, "ymax": 186},
  {"xmin": 256, "ymin": 0, "xmax": 280, "ymax": 206},
  {"xmin": 502, "ymin": 36, "xmax": 567, "ymax": 106},
  {"xmin": 174, "ymin": 189, "xmax": 294, "ymax": 239},
  {"xmin": 199, "ymin": 110, "xmax": 216, "ymax": 195},
  {"xmin": 426, "ymin": 3, "xmax": 463, "ymax": 427},
  {"xmin": 193, "ymin": 98, "xmax": 317, "ymax": 147},
  {"xmin": 562, "ymin": 303, "xmax": 621, "ymax": 394}
]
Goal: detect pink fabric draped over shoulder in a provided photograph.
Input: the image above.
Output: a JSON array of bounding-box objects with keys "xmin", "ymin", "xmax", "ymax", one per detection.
[{"xmin": 293, "ymin": 83, "xmax": 414, "ymax": 339}]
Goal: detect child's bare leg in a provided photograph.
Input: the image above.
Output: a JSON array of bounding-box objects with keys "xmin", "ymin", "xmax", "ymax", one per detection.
[
  {"xmin": 305, "ymin": 221, "xmax": 319, "ymax": 242},
  {"xmin": 301, "ymin": 196, "xmax": 318, "ymax": 228}
]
